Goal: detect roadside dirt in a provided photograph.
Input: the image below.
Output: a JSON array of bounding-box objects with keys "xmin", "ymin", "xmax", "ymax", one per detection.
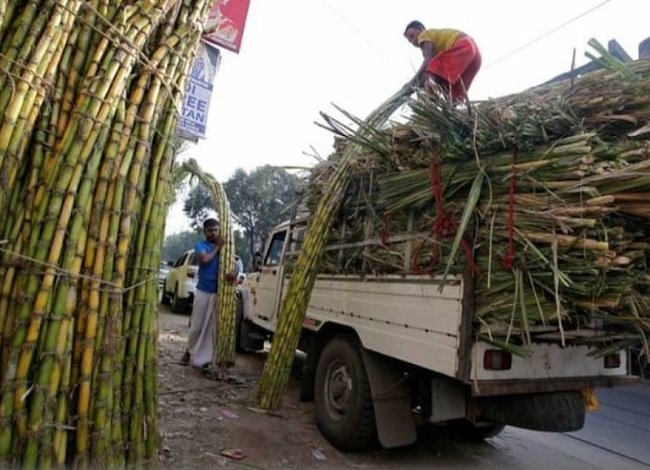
[{"xmin": 156, "ymin": 305, "xmax": 365, "ymax": 469}]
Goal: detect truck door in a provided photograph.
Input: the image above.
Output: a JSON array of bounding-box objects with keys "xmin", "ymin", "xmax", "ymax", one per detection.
[{"xmin": 251, "ymin": 229, "xmax": 287, "ymax": 330}]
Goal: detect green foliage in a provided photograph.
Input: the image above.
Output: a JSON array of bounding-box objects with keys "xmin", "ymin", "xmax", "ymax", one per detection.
[
  {"xmin": 162, "ymin": 230, "xmax": 202, "ymax": 263},
  {"xmin": 182, "ymin": 184, "xmax": 215, "ymax": 231},
  {"xmin": 224, "ymin": 165, "xmax": 300, "ymax": 260}
]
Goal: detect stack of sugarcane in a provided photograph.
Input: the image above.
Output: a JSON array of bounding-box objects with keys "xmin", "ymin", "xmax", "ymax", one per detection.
[
  {"xmin": 181, "ymin": 158, "xmax": 237, "ymax": 367},
  {"xmin": 0, "ymin": 0, "xmax": 212, "ymax": 467},
  {"xmin": 302, "ymin": 53, "xmax": 650, "ymax": 358}
]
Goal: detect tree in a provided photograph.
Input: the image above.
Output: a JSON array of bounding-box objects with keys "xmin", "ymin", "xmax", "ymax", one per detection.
[
  {"xmin": 182, "ymin": 184, "xmax": 215, "ymax": 231},
  {"xmin": 183, "ymin": 165, "xmax": 300, "ymax": 263},
  {"xmin": 224, "ymin": 166, "xmax": 299, "ymax": 261}
]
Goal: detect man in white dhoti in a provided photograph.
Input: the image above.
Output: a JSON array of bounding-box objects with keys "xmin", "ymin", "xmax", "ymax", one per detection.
[{"xmin": 182, "ymin": 218, "xmax": 223, "ymax": 368}]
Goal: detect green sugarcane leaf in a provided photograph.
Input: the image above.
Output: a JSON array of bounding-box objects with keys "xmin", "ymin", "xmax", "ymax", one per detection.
[{"xmin": 441, "ymin": 170, "xmax": 484, "ymax": 286}]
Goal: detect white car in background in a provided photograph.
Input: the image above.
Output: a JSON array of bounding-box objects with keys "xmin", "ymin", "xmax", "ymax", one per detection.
[
  {"xmin": 161, "ymin": 249, "xmax": 246, "ymax": 312},
  {"xmin": 161, "ymin": 249, "xmax": 198, "ymax": 313}
]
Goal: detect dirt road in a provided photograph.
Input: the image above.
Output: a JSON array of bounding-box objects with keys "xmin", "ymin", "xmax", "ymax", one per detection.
[
  {"xmin": 157, "ymin": 304, "xmax": 352, "ymax": 469},
  {"xmin": 157, "ymin": 305, "xmax": 650, "ymax": 469}
]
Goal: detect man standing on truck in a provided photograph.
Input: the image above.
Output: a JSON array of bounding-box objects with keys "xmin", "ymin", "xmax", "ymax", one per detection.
[
  {"xmin": 403, "ymin": 20, "xmax": 482, "ymax": 102},
  {"xmin": 181, "ymin": 218, "xmax": 231, "ymax": 368}
]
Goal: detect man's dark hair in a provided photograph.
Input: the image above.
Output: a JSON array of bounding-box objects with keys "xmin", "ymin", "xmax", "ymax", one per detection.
[
  {"xmin": 203, "ymin": 218, "xmax": 219, "ymax": 229},
  {"xmin": 404, "ymin": 20, "xmax": 425, "ymax": 35}
]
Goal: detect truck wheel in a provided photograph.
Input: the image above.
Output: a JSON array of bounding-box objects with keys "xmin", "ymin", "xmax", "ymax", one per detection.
[
  {"xmin": 314, "ymin": 335, "xmax": 376, "ymax": 451},
  {"xmin": 171, "ymin": 286, "xmax": 183, "ymax": 313},
  {"xmin": 448, "ymin": 420, "xmax": 505, "ymax": 440}
]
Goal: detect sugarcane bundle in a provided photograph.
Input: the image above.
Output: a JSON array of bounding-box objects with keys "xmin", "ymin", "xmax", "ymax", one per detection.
[
  {"xmin": 0, "ymin": 0, "xmax": 212, "ymax": 467},
  {"xmin": 181, "ymin": 159, "xmax": 238, "ymax": 367},
  {"xmin": 302, "ymin": 54, "xmax": 650, "ymax": 358}
]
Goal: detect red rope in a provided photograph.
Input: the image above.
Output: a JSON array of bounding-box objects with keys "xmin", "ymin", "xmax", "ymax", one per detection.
[
  {"xmin": 502, "ymin": 146, "xmax": 518, "ymax": 271},
  {"xmin": 411, "ymin": 157, "xmax": 478, "ymax": 275}
]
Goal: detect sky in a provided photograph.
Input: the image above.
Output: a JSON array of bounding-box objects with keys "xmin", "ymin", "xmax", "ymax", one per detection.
[{"xmin": 166, "ymin": 0, "xmax": 650, "ymax": 236}]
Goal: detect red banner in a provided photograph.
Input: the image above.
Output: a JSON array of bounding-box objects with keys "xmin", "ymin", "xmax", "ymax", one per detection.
[{"xmin": 203, "ymin": 0, "xmax": 251, "ymax": 54}]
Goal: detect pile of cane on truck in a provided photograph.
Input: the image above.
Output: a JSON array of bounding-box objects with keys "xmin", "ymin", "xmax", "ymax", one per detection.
[{"xmin": 303, "ymin": 54, "xmax": 650, "ymax": 360}]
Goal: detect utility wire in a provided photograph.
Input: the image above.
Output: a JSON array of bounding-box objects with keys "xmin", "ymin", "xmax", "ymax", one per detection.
[
  {"xmin": 485, "ymin": 0, "xmax": 613, "ymax": 69},
  {"xmin": 319, "ymin": 0, "xmax": 395, "ymax": 65}
]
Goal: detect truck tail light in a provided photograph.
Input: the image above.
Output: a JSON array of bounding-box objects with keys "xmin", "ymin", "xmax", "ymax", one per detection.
[
  {"xmin": 603, "ymin": 353, "xmax": 620, "ymax": 369},
  {"xmin": 483, "ymin": 350, "xmax": 512, "ymax": 371},
  {"xmin": 187, "ymin": 270, "xmax": 196, "ymax": 279}
]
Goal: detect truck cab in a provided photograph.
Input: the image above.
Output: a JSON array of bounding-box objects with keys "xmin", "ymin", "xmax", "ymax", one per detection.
[{"xmin": 238, "ymin": 220, "xmax": 634, "ymax": 451}]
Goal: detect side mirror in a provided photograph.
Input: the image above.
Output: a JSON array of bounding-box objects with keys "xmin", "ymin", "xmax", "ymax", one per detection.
[{"xmin": 253, "ymin": 251, "xmax": 263, "ymax": 272}]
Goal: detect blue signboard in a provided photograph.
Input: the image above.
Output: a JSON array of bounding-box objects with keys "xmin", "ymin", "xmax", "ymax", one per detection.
[{"xmin": 179, "ymin": 41, "xmax": 221, "ymax": 140}]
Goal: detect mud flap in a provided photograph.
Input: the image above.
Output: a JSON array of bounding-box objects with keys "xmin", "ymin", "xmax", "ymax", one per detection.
[{"xmin": 361, "ymin": 349, "xmax": 416, "ymax": 448}]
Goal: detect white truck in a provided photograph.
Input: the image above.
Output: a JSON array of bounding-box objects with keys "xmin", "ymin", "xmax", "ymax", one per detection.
[{"xmin": 235, "ymin": 218, "xmax": 634, "ymax": 451}]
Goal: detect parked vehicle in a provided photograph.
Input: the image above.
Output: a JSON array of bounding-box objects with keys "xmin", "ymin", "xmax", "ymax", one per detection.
[
  {"xmin": 234, "ymin": 219, "xmax": 635, "ymax": 452},
  {"xmin": 161, "ymin": 249, "xmax": 246, "ymax": 312},
  {"xmin": 161, "ymin": 249, "xmax": 197, "ymax": 313},
  {"xmin": 158, "ymin": 261, "xmax": 171, "ymax": 291}
]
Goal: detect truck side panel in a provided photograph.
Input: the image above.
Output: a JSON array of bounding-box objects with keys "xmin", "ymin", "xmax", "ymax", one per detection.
[{"xmin": 304, "ymin": 275, "xmax": 464, "ymax": 378}]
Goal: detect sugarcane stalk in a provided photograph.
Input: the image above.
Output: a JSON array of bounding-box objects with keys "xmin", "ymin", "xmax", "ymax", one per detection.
[
  {"xmin": 0, "ymin": 0, "xmax": 72, "ymax": 214},
  {"xmin": 82, "ymin": 99, "xmax": 128, "ymax": 468},
  {"xmin": 0, "ymin": 0, "xmax": 43, "ymax": 111},
  {"xmin": 0, "ymin": 0, "xmax": 8, "ymax": 38},
  {"xmin": 51, "ymin": 314, "xmax": 73, "ymax": 466},
  {"xmin": 257, "ymin": 89, "xmax": 410, "ymax": 410}
]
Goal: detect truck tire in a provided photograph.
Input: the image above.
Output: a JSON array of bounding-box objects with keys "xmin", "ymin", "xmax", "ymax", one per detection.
[
  {"xmin": 314, "ymin": 335, "xmax": 376, "ymax": 451},
  {"xmin": 447, "ymin": 420, "xmax": 505, "ymax": 440}
]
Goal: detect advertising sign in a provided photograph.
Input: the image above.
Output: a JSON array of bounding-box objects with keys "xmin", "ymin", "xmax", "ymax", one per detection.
[
  {"xmin": 203, "ymin": 0, "xmax": 251, "ymax": 54},
  {"xmin": 179, "ymin": 42, "xmax": 221, "ymax": 140}
]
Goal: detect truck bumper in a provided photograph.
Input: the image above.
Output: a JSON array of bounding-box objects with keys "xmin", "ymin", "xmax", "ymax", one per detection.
[{"xmin": 469, "ymin": 375, "xmax": 639, "ymax": 397}]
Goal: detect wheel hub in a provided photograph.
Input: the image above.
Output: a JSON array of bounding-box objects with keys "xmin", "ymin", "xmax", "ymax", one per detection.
[{"xmin": 326, "ymin": 363, "xmax": 352, "ymax": 417}]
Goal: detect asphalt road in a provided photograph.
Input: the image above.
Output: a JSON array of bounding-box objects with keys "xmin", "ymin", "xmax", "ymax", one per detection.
[
  {"xmin": 351, "ymin": 383, "xmax": 650, "ymax": 470},
  {"xmin": 414, "ymin": 383, "xmax": 650, "ymax": 470},
  {"xmin": 562, "ymin": 384, "xmax": 650, "ymax": 467}
]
